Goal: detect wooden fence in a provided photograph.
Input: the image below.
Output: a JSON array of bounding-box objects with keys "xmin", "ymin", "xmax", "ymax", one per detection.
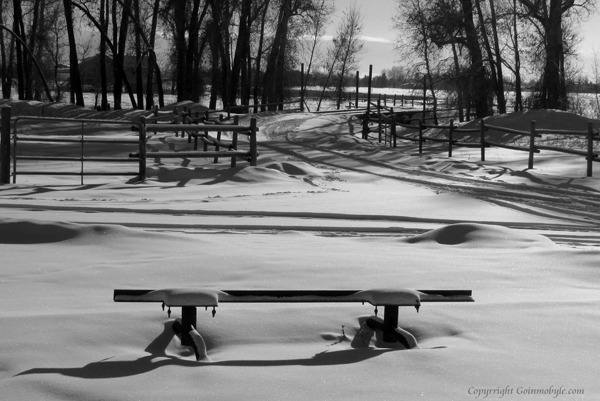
[
  {"xmin": 363, "ymin": 108, "xmax": 600, "ymax": 177},
  {"xmin": 3, "ymin": 112, "xmax": 140, "ymax": 184},
  {"xmin": 0, "ymin": 105, "xmax": 259, "ymax": 184},
  {"xmin": 137, "ymin": 114, "xmax": 258, "ymax": 180}
]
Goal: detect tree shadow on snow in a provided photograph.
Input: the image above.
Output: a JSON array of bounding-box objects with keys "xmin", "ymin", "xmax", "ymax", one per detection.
[{"xmin": 15, "ymin": 322, "xmax": 392, "ymax": 379}]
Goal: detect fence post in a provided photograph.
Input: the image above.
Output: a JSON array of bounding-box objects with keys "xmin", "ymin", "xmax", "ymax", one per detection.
[
  {"xmin": 300, "ymin": 63, "xmax": 305, "ymax": 112},
  {"xmin": 391, "ymin": 108, "xmax": 397, "ymax": 148},
  {"xmin": 173, "ymin": 106, "xmax": 180, "ymax": 137},
  {"xmin": 363, "ymin": 65, "xmax": 373, "ymax": 139},
  {"xmin": 587, "ymin": 122, "xmax": 594, "ymax": 177},
  {"xmin": 231, "ymin": 116, "xmax": 239, "ymax": 168},
  {"xmin": 448, "ymin": 119, "xmax": 454, "ymax": 158},
  {"xmin": 249, "ymin": 118, "xmax": 258, "ymax": 166},
  {"xmin": 355, "ymin": 71, "xmax": 359, "ymax": 109},
  {"xmin": 153, "ymin": 105, "xmax": 158, "ymax": 136},
  {"xmin": 214, "ymin": 115, "xmax": 223, "ymax": 163},
  {"xmin": 378, "ymin": 97, "xmax": 382, "ymax": 143},
  {"xmin": 418, "ymin": 119, "xmax": 424, "ymax": 154},
  {"xmin": 528, "ymin": 120, "xmax": 536, "ymax": 169},
  {"xmin": 138, "ymin": 116, "xmax": 147, "ymax": 181},
  {"xmin": 480, "ymin": 119, "xmax": 486, "ymax": 162},
  {"xmin": 422, "ymin": 75, "xmax": 427, "ymax": 117},
  {"xmin": 1, "ymin": 106, "xmax": 11, "ymax": 184},
  {"xmin": 203, "ymin": 112, "xmax": 209, "ymax": 151}
]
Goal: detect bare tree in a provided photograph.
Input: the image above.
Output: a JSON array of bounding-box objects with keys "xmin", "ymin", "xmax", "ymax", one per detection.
[
  {"xmin": 261, "ymin": 0, "xmax": 321, "ymax": 110},
  {"xmin": 333, "ymin": 4, "xmax": 363, "ymax": 110},
  {"xmin": 316, "ymin": 32, "xmax": 344, "ymax": 111},
  {"xmin": 393, "ymin": 0, "xmax": 442, "ymax": 118},
  {"xmin": 161, "ymin": 0, "xmax": 208, "ymax": 103},
  {"xmin": 519, "ymin": 0, "xmax": 592, "ymax": 110},
  {"xmin": 252, "ymin": 0, "xmax": 271, "ymax": 112},
  {"xmin": 63, "ymin": 0, "xmax": 84, "ymax": 105},
  {"xmin": 100, "ymin": 0, "xmax": 109, "ymax": 109},
  {"xmin": 0, "ymin": 0, "xmax": 13, "ymax": 99},
  {"xmin": 299, "ymin": 0, "xmax": 332, "ymax": 95},
  {"xmin": 475, "ymin": 0, "xmax": 506, "ymax": 114},
  {"xmin": 43, "ymin": 1, "xmax": 68, "ymax": 101}
]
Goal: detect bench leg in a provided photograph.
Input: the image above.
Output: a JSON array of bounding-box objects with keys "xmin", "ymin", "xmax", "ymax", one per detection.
[
  {"xmin": 366, "ymin": 305, "xmax": 415, "ymax": 348},
  {"xmin": 180, "ymin": 306, "xmax": 197, "ymax": 346},
  {"xmin": 382, "ymin": 306, "xmax": 399, "ymax": 343}
]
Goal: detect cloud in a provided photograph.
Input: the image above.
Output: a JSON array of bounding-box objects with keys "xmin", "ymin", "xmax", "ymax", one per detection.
[
  {"xmin": 360, "ymin": 36, "xmax": 393, "ymax": 44},
  {"xmin": 310, "ymin": 35, "xmax": 393, "ymax": 44}
]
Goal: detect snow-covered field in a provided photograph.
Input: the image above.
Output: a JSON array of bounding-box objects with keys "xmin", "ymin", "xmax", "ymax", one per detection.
[{"xmin": 1, "ymin": 103, "xmax": 599, "ymax": 400}]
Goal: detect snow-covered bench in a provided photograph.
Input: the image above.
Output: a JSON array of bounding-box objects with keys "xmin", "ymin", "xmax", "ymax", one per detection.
[{"xmin": 114, "ymin": 288, "xmax": 473, "ymax": 349}]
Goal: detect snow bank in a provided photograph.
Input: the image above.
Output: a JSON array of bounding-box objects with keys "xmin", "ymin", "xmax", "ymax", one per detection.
[
  {"xmin": 0, "ymin": 219, "xmax": 168, "ymax": 245},
  {"xmin": 404, "ymin": 223, "xmax": 557, "ymax": 248}
]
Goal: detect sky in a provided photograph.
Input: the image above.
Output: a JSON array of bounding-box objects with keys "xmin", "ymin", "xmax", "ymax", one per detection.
[{"xmin": 328, "ymin": 0, "xmax": 600, "ymax": 77}]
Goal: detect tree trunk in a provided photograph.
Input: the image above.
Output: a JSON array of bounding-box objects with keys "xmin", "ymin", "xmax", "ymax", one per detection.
[
  {"xmin": 460, "ymin": 0, "xmax": 490, "ymax": 118},
  {"xmin": 263, "ymin": 4, "xmax": 291, "ymax": 111},
  {"xmin": 113, "ymin": 0, "xmax": 131, "ymax": 109},
  {"xmin": 542, "ymin": 0, "xmax": 567, "ymax": 109},
  {"xmin": 317, "ymin": 44, "xmax": 343, "ymax": 111},
  {"xmin": 26, "ymin": 0, "xmax": 43, "ymax": 100},
  {"xmin": 512, "ymin": 0, "xmax": 522, "ymax": 111},
  {"xmin": 172, "ymin": 0, "xmax": 186, "ymax": 102},
  {"xmin": 100, "ymin": 0, "xmax": 109, "ymax": 110},
  {"xmin": 488, "ymin": 0, "xmax": 506, "ymax": 114},
  {"xmin": 12, "ymin": 0, "xmax": 25, "ymax": 100},
  {"xmin": 209, "ymin": 23, "xmax": 220, "ymax": 109},
  {"xmin": 63, "ymin": 0, "xmax": 84, "ymax": 106},
  {"xmin": 0, "ymin": 3, "xmax": 13, "ymax": 99},
  {"xmin": 186, "ymin": 0, "xmax": 204, "ymax": 102},
  {"xmin": 451, "ymin": 42, "xmax": 465, "ymax": 122},
  {"xmin": 145, "ymin": 0, "xmax": 160, "ymax": 110},
  {"xmin": 519, "ymin": 0, "xmax": 569, "ymax": 110},
  {"xmin": 172, "ymin": 0, "xmax": 205, "ymax": 102},
  {"xmin": 254, "ymin": 0, "xmax": 270, "ymax": 112},
  {"xmin": 133, "ymin": 0, "xmax": 144, "ymax": 109},
  {"xmin": 230, "ymin": 0, "xmax": 251, "ymax": 110},
  {"xmin": 475, "ymin": 0, "xmax": 500, "ymax": 115}
]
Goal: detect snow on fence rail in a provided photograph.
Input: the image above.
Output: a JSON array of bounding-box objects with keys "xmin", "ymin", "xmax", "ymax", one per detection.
[
  {"xmin": 362, "ymin": 108, "xmax": 600, "ymax": 177},
  {"xmin": 0, "ymin": 105, "xmax": 259, "ymax": 184}
]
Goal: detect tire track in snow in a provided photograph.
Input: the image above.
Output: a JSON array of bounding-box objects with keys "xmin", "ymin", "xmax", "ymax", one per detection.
[
  {"xmin": 2, "ymin": 200, "xmax": 599, "ymax": 246},
  {"xmin": 257, "ymin": 126, "xmax": 600, "ymax": 228}
]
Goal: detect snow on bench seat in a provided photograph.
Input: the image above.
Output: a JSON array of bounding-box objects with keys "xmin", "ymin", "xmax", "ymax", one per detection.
[
  {"xmin": 113, "ymin": 288, "xmax": 473, "ymax": 347},
  {"xmin": 113, "ymin": 288, "xmax": 473, "ymax": 307}
]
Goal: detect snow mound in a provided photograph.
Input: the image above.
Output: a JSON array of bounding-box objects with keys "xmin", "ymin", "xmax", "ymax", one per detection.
[
  {"xmin": 147, "ymin": 165, "xmax": 304, "ymax": 185},
  {"xmin": 228, "ymin": 166, "xmax": 306, "ymax": 183},
  {"xmin": 265, "ymin": 162, "xmax": 322, "ymax": 177},
  {"xmin": 404, "ymin": 223, "xmax": 555, "ymax": 248},
  {"xmin": 0, "ymin": 220, "xmax": 80, "ymax": 244},
  {"xmin": 0, "ymin": 219, "xmax": 154, "ymax": 244}
]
